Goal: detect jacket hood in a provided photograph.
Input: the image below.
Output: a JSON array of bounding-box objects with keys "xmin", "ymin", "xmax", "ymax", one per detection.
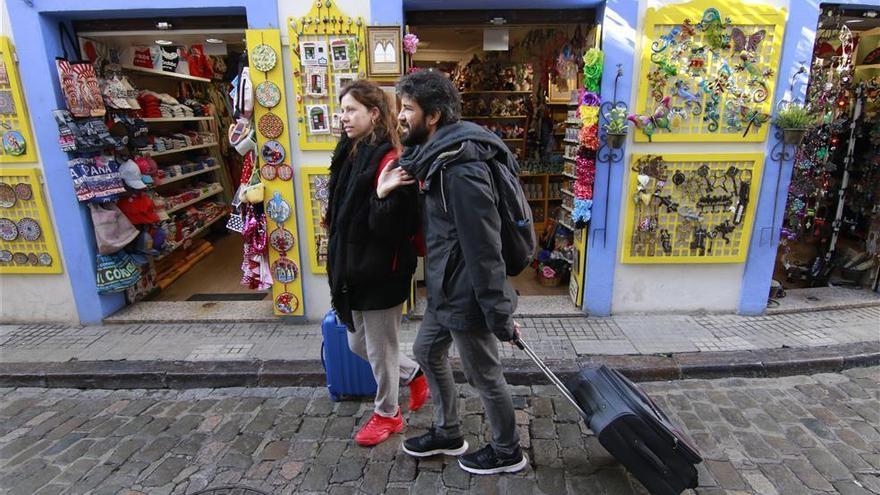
[{"xmin": 398, "ymin": 121, "xmax": 520, "ymax": 183}]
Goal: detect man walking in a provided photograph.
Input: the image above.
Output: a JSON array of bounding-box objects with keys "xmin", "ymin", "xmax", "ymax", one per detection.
[{"xmin": 394, "ymin": 70, "xmax": 526, "ymax": 474}]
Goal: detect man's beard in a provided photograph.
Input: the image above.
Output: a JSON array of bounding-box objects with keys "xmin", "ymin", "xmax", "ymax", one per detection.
[{"xmin": 400, "ymin": 118, "xmax": 430, "ymax": 146}]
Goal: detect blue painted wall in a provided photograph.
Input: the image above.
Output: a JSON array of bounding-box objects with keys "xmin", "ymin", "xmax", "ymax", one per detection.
[
  {"xmin": 738, "ymin": 0, "xmax": 865, "ymax": 314},
  {"xmin": 6, "ymin": 0, "xmax": 278, "ymax": 324}
]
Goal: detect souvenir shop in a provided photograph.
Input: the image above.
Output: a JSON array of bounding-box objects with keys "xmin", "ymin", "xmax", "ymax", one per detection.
[
  {"xmin": 51, "ymin": 16, "xmax": 268, "ymax": 305},
  {"xmin": 405, "ymin": 8, "xmax": 602, "ymax": 309},
  {"xmin": 772, "ymin": 4, "xmax": 880, "ymax": 298}
]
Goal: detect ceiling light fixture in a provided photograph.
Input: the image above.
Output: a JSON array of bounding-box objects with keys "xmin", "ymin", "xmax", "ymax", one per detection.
[
  {"xmin": 489, "ymin": 17, "xmax": 507, "ymax": 26},
  {"xmin": 156, "ymin": 22, "xmax": 172, "ymax": 30},
  {"xmin": 155, "ymin": 39, "xmax": 174, "ymax": 45},
  {"xmin": 205, "ymin": 38, "xmax": 225, "ymax": 44},
  {"xmin": 845, "ymin": 19, "xmax": 864, "ymax": 23}
]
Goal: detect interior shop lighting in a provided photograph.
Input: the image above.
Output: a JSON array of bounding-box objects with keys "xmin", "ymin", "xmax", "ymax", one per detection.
[
  {"xmin": 155, "ymin": 39, "xmax": 174, "ymax": 45},
  {"xmin": 156, "ymin": 22, "xmax": 172, "ymax": 30},
  {"xmin": 206, "ymin": 38, "xmax": 225, "ymax": 43}
]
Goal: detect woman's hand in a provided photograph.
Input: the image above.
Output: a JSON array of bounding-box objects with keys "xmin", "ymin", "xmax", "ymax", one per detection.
[{"xmin": 376, "ymin": 162, "xmax": 416, "ymax": 199}]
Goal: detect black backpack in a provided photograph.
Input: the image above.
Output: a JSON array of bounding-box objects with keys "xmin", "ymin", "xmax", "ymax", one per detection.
[{"xmin": 487, "ymin": 156, "xmax": 536, "ymax": 276}]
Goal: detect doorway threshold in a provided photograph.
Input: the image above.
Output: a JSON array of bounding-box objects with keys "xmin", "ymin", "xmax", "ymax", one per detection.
[
  {"xmin": 104, "ymin": 300, "xmax": 277, "ymax": 323},
  {"xmin": 766, "ymin": 286, "xmax": 880, "ymax": 315},
  {"xmin": 411, "ymin": 295, "xmax": 585, "ymax": 319}
]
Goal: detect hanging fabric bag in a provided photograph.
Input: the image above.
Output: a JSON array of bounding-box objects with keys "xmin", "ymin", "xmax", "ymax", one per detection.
[{"xmin": 55, "ymin": 23, "xmax": 105, "ymax": 118}]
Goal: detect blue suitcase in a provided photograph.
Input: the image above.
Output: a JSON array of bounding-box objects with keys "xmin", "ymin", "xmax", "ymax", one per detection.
[{"xmin": 321, "ymin": 310, "xmax": 377, "ymax": 401}]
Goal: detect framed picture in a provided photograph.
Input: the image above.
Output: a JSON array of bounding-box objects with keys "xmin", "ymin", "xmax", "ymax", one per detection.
[
  {"xmin": 330, "ymin": 111, "xmax": 344, "ymax": 137},
  {"xmin": 366, "ymin": 26, "xmax": 402, "ymax": 77},
  {"xmin": 300, "ymin": 41, "xmax": 328, "ymax": 66},
  {"xmin": 330, "ymin": 39, "xmax": 350, "ymax": 70},
  {"xmin": 378, "ymin": 84, "xmax": 400, "ymax": 115},
  {"xmin": 333, "ymin": 72, "xmax": 356, "ymax": 94},
  {"xmin": 306, "ymin": 67, "xmax": 328, "ymax": 98},
  {"xmin": 306, "ymin": 104, "xmax": 330, "ymax": 135},
  {"xmin": 548, "ymin": 73, "xmax": 579, "ymax": 104}
]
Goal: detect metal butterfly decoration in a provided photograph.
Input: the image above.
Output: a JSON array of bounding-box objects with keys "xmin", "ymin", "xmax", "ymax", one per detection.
[{"xmin": 628, "ymin": 96, "xmax": 672, "ymax": 142}]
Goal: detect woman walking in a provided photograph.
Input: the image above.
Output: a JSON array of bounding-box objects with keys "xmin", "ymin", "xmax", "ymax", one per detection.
[{"xmin": 325, "ymin": 80, "xmax": 428, "ymax": 447}]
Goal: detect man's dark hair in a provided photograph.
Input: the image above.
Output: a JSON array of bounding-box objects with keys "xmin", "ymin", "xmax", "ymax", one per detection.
[{"xmin": 396, "ymin": 69, "xmax": 461, "ymax": 127}]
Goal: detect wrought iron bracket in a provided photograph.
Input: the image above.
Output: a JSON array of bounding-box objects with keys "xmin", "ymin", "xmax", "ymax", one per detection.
[{"xmin": 592, "ymin": 64, "xmax": 627, "ymax": 248}]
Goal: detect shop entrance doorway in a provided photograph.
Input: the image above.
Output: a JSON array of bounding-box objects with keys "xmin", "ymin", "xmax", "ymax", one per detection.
[
  {"xmin": 70, "ymin": 17, "xmax": 276, "ymax": 321},
  {"xmin": 405, "ymin": 9, "xmax": 598, "ymax": 316},
  {"xmin": 770, "ymin": 4, "xmax": 880, "ymax": 312}
]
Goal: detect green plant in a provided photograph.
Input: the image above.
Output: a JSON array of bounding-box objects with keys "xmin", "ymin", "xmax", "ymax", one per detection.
[
  {"xmin": 604, "ymin": 106, "xmax": 628, "ymax": 134},
  {"xmin": 773, "ymin": 104, "xmax": 814, "ymax": 130}
]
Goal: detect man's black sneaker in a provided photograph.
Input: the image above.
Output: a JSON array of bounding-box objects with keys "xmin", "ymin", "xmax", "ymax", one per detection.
[
  {"xmin": 401, "ymin": 429, "xmax": 469, "ymax": 457},
  {"xmin": 458, "ymin": 444, "xmax": 528, "ymax": 475}
]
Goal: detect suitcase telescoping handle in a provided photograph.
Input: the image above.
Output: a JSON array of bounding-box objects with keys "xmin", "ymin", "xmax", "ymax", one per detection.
[{"xmin": 513, "ymin": 337, "xmax": 589, "ymax": 420}]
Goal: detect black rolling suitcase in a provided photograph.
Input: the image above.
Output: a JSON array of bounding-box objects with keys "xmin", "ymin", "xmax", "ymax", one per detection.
[{"xmin": 514, "ymin": 338, "xmax": 702, "ymax": 495}]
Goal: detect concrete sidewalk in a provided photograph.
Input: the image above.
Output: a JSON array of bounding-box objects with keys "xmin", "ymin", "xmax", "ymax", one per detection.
[{"xmin": 1, "ymin": 306, "xmax": 878, "ymax": 388}]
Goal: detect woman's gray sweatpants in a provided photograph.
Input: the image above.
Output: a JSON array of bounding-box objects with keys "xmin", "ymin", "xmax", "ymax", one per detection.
[
  {"xmin": 349, "ymin": 303, "xmax": 420, "ymax": 417},
  {"xmin": 412, "ymin": 310, "xmax": 520, "ymax": 456}
]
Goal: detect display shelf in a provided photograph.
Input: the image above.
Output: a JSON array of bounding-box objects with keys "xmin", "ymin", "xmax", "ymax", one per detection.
[
  {"xmin": 147, "ymin": 142, "xmax": 218, "ymax": 158},
  {"xmin": 564, "ymin": 139, "xmax": 580, "ymax": 145},
  {"xmin": 563, "ymin": 172, "xmax": 578, "ymax": 180},
  {"xmin": 142, "ymin": 117, "xmax": 214, "ymax": 123},
  {"xmin": 154, "ymin": 166, "xmax": 220, "ymax": 187},
  {"xmin": 461, "ymin": 90, "xmax": 532, "ymax": 95},
  {"xmin": 122, "ymin": 64, "xmax": 212, "ymax": 83},
  {"xmin": 561, "ymin": 188, "xmax": 574, "ymax": 197},
  {"xmin": 156, "ymin": 212, "xmax": 227, "ymax": 261},
  {"xmin": 164, "ymin": 186, "xmax": 223, "ymax": 214},
  {"xmin": 562, "ymin": 204, "xmax": 574, "ymax": 214},
  {"xmin": 462, "ymin": 115, "xmax": 528, "ymax": 119},
  {"xmin": 565, "ymin": 120, "xmax": 583, "ymax": 126},
  {"xmin": 559, "ymin": 219, "xmax": 575, "ymax": 231}
]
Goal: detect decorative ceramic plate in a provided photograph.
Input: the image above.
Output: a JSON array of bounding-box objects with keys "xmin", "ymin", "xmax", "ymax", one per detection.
[
  {"xmin": 0, "ymin": 250, "xmax": 12, "ymax": 262},
  {"xmin": 14, "ymin": 183, "xmax": 32, "ymax": 201},
  {"xmin": 260, "ymin": 164, "xmax": 277, "ymax": 181},
  {"xmin": 17, "ymin": 217, "xmax": 41, "ymax": 241},
  {"xmin": 272, "ymin": 257, "xmax": 299, "ymax": 284},
  {"xmin": 0, "ymin": 218, "xmax": 17, "ymax": 241},
  {"xmin": 266, "ymin": 192, "xmax": 291, "ymax": 223},
  {"xmin": 255, "ymin": 81, "xmax": 281, "ymax": 108},
  {"xmin": 261, "ymin": 140, "xmax": 285, "ymax": 165},
  {"xmin": 251, "ymin": 44, "xmax": 278, "ymax": 72},
  {"xmin": 2, "ymin": 130, "xmax": 26, "ymax": 156},
  {"xmin": 258, "ymin": 113, "xmax": 284, "ymax": 139},
  {"xmin": 27, "ymin": 253, "xmax": 38, "ymax": 265},
  {"xmin": 38, "ymin": 252, "xmax": 52, "ymax": 266},
  {"xmin": 276, "ymin": 164, "xmax": 293, "ymax": 181},
  {"xmin": 275, "ymin": 292, "xmax": 299, "ymax": 314},
  {"xmin": 0, "ymin": 183, "xmax": 15, "ymax": 208},
  {"xmin": 12, "ymin": 252, "xmax": 27, "ymax": 264},
  {"xmin": 269, "ymin": 226, "xmax": 295, "ymax": 253}
]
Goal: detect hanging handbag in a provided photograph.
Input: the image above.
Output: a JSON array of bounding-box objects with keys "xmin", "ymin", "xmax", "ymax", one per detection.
[{"xmin": 55, "ymin": 23, "xmax": 105, "ymax": 118}]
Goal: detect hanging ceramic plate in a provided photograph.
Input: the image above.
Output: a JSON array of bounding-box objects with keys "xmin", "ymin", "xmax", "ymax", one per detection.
[
  {"xmin": 272, "ymin": 257, "xmax": 299, "ymax": 284},
  {"xmin": 260, "ymin": 163, "xmax": 277, "ymax": 181},
  {"xmin": 38, "ymin": 252, "xmax": 52, "ymax": 266},
  {"xmin": 269, "ymin": 226, "xmax": 295, "ymax": 253},
  {"xmin": 266, "ymin": 192, "xmax": 291, "ymax": 223},
  {"xmin": 0, "ymin": 182, "xmax": 15, "ymax": 208},
  {"xmin": 14, "ymin": 183, "xmax": 32, "ymax": 201},
  {"xmin": 27, "ymin": 253, "xmax": 39, "ymax": 265},
  {"xmin": 0, "ymin": 250, "xmax": 12, "ymax": 262},
  {"xmin": 261, "ymin": 140, "xmax": 285, "ymax": 165},
  {"xmin": 2, "ymin": 130, "xmax": 26, "ymax": 156},
  {"xmin": 255, "ymin": 81, "xmax": 281, "ymax": 108},
  {"xmin": 17, "ymin": 217, "xmax": 41, "ymax": 241},
  {"xmin": 0, "ymin": 218, "xmax": 17, "ymax": 241},
  {"xmin": 275, "ymin": 291, "xmax": 299, "ymax": 314},
  {"xmin": 276, "ymin": 164, "xmax": 293, "ymax": 181},
  {"xmin": 258, "ymin": 113, "xmax": 284, "ymax": 139},
  {"xmin": 251, "ymin": 44, "xmax": 278, "ymax": 72},
  {"xmin": 12, "ymin": 252, "xmax": 27, "ymax": 264}
]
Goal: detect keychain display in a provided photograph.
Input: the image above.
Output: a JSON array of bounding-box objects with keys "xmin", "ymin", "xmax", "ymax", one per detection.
[{"xmin": 623, "ymin": 153, "xmax": 762, "ymax": 263}]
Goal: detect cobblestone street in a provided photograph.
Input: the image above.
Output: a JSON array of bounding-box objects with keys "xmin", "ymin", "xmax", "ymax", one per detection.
[{"xmin": 0, "ymin": 367, "xmax": 877, "ymax": 494}]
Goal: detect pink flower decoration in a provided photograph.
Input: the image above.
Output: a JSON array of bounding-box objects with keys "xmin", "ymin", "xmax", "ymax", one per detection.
[
  {"xmin": 542, "ymin": 266, "xmax": 556, "ymax": 279},
  {"xmin": 403, "ymin": 33, "xmax": 419, "ymax": 55}
]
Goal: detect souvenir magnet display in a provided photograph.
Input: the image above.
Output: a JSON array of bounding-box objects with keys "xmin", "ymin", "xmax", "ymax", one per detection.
[
  {"xmin": 276, "ymin": 164, "xmax": 293, "ymax": 181},
  {"xmin": 13, "ymin": 183, "xmax": 32, "ymax": 201},
  {"xmin": 272, "ymin": 257, "xmax": 299, "ymax": 284},
  {"xmin": 260, "ymin": 163, "xmax": 277, "ymax": 181},
  {"xmin": 38, "ymin": 252, "xmax": 52, "ymax": 266},
  {"xmin": 12, "ymin": 252, "xmax": 27, "ymax": 264},
  {"xmin": 275, "ymin": 291, "xmax": 299, "ymax": 314},
  {"xmin": 269, "ymin": 227, "xmax": 295, "ymax": 252},
  {"xmin": 2, "ymin": 130, "xmax": 26, "ymax": 156},
  {"xmin": 267, "ymin": 192, "xmax": 292, "ymax": 223},
  {"xmin": 258, "ymin": 113, "xmax": 284, "ymax": 139}
]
